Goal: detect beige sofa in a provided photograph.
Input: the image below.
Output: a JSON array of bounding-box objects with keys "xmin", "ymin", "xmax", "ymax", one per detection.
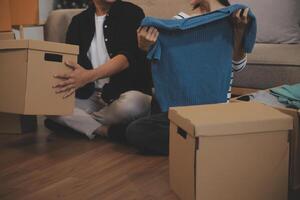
[{"xmin": 44, "ymin": 8, "xmax": 300, "ymax": 95}]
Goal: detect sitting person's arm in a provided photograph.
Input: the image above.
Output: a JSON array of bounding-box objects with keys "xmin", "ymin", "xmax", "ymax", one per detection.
[
  {"xmin": 232, "ymin": 8, "xmax": 250, "ymax": 72},
  {"xmin": 53, "ymin": 7, "xmax": 145, "ymax": 98}
]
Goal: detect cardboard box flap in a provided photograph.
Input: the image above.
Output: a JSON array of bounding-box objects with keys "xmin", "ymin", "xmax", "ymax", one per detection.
[
  {"xmin": 169, "ymin": 102, "xmax": 293, "ymax": 137},
  {"xmin": 0, "ymin": 40, "xmax": 79, "ymax": 55}
]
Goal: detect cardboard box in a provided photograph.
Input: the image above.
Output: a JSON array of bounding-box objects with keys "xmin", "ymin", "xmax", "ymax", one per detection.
[
  {"xmin": 10, "ymin": 0, "xmax": 39, "ymax": 26},
  {"xmin": 0, "ymin": 40, "xmax": 78, "ymax": 115},
  {"xmin": 0, "ymin": 32, "xmax": 15, "ymax": 40},
  {"xmin": 168, "ymin": 102, "xmax": 293, "ymax": 200},
  {"xmin": 0, "ymin": 113, "xmax": 37, "ymax": 134},
  {"xmin": 0, "ymin": 0, "xmax": 12, "ymax": 31},
  {"xmin": 233, "ymin": 94, "xmax": 300, "ymax": 190}
]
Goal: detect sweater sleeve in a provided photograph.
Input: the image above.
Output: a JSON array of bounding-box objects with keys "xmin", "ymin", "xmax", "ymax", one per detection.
[{"xmin": 232, "ymin": 55, "xmax": 247, "ymax": 73}]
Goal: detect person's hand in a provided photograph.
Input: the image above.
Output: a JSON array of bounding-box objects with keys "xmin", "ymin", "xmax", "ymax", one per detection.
[
  {"xmin": 232, "ymin": 8, "xmax": 250, "ymax": 61},
  {"xmin": 137, "ymin": 26, "xmax": 159, "ymax": 52},
  {"xmin": 53, "ymin": 60, "xmax": 93, "ymax": 98},
  {"xmin": 232, "ymin": 8, "xmax": 250, "ymax": 37}
]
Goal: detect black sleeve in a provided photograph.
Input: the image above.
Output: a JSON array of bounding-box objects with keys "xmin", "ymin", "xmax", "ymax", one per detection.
[
  {"xmin": 115, "ymin": 6, "xmax": 145, "ymax": 67},
  {"xmin": 65, "ymin": 16, "xmax": 80, "ymax": 45}
]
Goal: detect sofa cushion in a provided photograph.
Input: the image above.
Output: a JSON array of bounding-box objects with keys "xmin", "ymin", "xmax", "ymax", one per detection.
[
  {"xmin": 44, "ymin": 9, "xmax": 83, "ymax": 43},
  {"xmin": 248, "ymin": 44, "xmax": 300, "ymax": 66},
  {"xmin": 230, "ymin": 0, "xmax": 300, "ymax": 44},
  {"xmin": 233, "ymin": 43, "xmax": 300, "ymax": 89}
]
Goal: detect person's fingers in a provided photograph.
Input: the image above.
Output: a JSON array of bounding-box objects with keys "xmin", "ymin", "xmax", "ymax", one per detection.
[
  {"xmin": 148, "ymin": 27, "xmax": 159, "ymax": 41},
  {"xmin": 55, "ymin": 84, "xmax": 75, "ymax": 94},
  {"xmin": 243, "ymin": 8, "xmax": 249, "ymax": 17},
  {"xmin": 63, "ymin": 88, "xmax": 75, "ymax": 99},
  {"xmin": 140, "ymin": 26, "xmax": 148, "ymax": 37},
  {"xmin": 242, "ymin": 8, "xmax": 250, "ymax": 23},
  {"xmin": 64, "ymin": 60, "xmax": 77, "ymax": 69},
  {"xmin": 145, "ymin": 27, "xmax": 155, "ymax": 39},
  {"xmin": 53, "ymin": 79, "xmax": 75, "ymax": 88},
  {"xmin": 137, "ymin": 27, "xmax": 142, "ymax": 33},
  {"xmin": 53, "ymin": 73, "xmax": 71, "ymax": 80},
  {"xmin": 149, "ymin": 29, "xmax": 159, "ymax": 42},
  {"xmin": 148, "ymin": 27, "xmax": 156, "ymax": 35}
]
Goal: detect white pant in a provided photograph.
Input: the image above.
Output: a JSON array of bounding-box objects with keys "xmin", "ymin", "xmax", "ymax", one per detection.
[{"xmin": 48, "ymin": 91, "xmax": 152, "ymax": 139}]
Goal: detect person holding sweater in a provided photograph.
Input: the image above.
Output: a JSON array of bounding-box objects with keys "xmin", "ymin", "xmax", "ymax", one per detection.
[
  {"xmin": 45, "ymin": 0, "xmax": 152, "ymax": 140},
  {"xmin": 126, "ymin": 0, "xmax": 252, "ymax": 155}
]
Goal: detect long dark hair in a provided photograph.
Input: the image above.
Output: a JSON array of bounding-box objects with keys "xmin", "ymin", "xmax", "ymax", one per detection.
[{"xmin": 193, "ymin": 0, "xmax": 231, "ymax": 10}]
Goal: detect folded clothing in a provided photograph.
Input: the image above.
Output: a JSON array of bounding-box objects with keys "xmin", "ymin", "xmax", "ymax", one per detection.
[
  {"xmin": 270, "ymin": 84, "xmax": 300, "ymax": 109},
  {"xmin": 237, "ymin": 90, "xmax": 287, "ymax": 108},
  {"xmin": 141, "ymin": 4, "xmax": 257, "ymax": 112}
]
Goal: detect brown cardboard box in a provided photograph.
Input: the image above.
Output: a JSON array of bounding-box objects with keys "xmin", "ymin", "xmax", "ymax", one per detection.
[
  {"xmin": 10, "ymin": 0, "xmax": 39, "ymax": 26},
  {"xmin": 0, "ymin": 32, "xmax": 15, "ymax": 40},
  {"xmin": 168, "ymin": 102, "xmax": 293, "ymax": 200},
  {"xmin": 233, "ymin": 94, "xmax": 300, "ymax": 190},
  {"xmin": 0, "ymin": 113, "xmax": 37, "ymax": 134},
  {"xmin": 0, "ymin": 40, "xmax": 78, "ymax": 115},
  {"xmin": 0, "ymin": 0, "xmax": 12, "ymax": 31},
  {"xmin": 280, "ymin": 108, "xmax": 300, "ymax": 191}
]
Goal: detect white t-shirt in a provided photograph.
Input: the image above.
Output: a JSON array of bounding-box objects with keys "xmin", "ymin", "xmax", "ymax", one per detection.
[{"xmin": 87, "ymin": 14, "xmax": 110, "ymax": 89}]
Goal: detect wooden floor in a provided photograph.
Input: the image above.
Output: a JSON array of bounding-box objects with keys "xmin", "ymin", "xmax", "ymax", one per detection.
[
  {"xmin": 1, "ymin": 118, "xmax": 300, "ymax": 200},
  {"xmin": 0, "ymin": 118, "xmax": 178, "ymax": 200}
]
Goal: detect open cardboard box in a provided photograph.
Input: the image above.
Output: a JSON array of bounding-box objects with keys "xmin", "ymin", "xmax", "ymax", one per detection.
[
  {"xmin": 168, "ymin": 102, "xmax": 293, "ymax": 200},
  {"xmin": 232, "ymin": 91, "xmax": 300, "ymax": 191},
  {"xmin": 0, "ymin": 40, "xmax": 78, "ymax": 115}
]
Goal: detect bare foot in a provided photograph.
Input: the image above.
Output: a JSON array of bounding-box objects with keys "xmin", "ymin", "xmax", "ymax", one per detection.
[{"xmin": 94, "ymin": 126, "xmax": 109, "ymax": 137}]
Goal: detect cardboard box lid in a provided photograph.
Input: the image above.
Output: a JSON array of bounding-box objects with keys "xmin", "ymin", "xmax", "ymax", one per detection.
[
  {"xmin": 0, "ymin": 40, "xmax": 79, "ymax": 55},
  {"xmin": 169, "ymin": 102, "xmax": 293, "ymax": 137}
]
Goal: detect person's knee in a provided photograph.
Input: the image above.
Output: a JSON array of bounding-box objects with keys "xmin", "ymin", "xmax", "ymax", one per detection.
[
  {"xmin": 120, "ymin": 91, "xmax": 151, "ymax": 109},
  {"xmin": 116, "ymin": 91, "xmax": 152, "ymax": 121}
]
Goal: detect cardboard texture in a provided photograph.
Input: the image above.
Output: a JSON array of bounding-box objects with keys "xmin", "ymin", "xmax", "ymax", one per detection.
[
  {"xmin": 0, "ymin": 0, "xmax": 12, "ymax": 31},
  {"xmin": 169, "ymin": 102, "xmax": 293, "ymax": 200},
  {"xmin": 0, "ymin": 113, "xmax": 37, "ymax": 134},
  {"xmin": 9, "ymin": 0, "xmax": 39, "ymax": 26},
  {"xmin": 233, "ymin": 96, "xmax": 300, "ymax": 190},
  {"xmin": 0, "ymin": 40, "xmax": 78, "ymax": 115},
  {"xmin": 279, "ymin": 108, "xmax": 300, "ymax": 190},
  {"xmin": 0, "ymin": 32, "xmax": 15, "ymax": 40}
]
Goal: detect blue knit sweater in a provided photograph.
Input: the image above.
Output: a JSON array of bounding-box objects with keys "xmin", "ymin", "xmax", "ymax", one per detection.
[{"xmin": 141, "ymin": 4, "xmax": 257, "ymax": 112}]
